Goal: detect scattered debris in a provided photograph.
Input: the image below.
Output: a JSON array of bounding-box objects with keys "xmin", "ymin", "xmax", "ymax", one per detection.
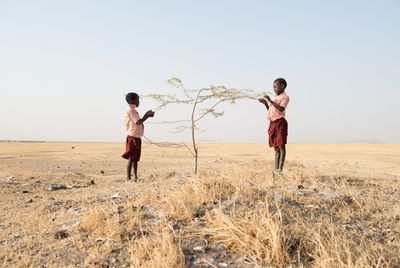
[
  {"xmin": 48, "ymin": 181, "xmax": 95, "ymax": 191},
  {"xmin": 95, "ymin": 237, "xmax": 107, "ymax": 245},
  {"xmin": 165, "ymin": 171, "xmax": 176, "ymax": 179},
  {"xmin": 67, "ymin": 207, "xmax": 84, "ymax": 213}
]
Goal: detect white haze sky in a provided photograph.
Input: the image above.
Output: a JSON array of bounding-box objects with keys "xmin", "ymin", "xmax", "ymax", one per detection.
[{"xmin": 1, "ymin": 1, "xmax": 399, "ymax": 143}]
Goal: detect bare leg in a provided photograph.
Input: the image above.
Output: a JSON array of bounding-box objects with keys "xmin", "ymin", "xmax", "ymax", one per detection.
[
  {"xmin": 278, "ymin": 145, "xmax": 286, "ymax": 171},
  {"xmin": 127, "ymin": 159, "xmax": 133, "ymax": 180},
  {"xmin": 274, "ymin": 147, "xmax": 280, "ymax": 171},
  {"xmin": 133, "ymin": 161, "xmax": 138, "ymax": 181}
]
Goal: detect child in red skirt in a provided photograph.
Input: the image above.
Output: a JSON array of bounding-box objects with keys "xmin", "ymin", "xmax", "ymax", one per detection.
[
  {"xmin": 122, "ymin": 92, "xmax": 155, "ymax": 181},
  {"xmin": 259, "ymin": 78, "xmax": 289, "ymax": 172}
]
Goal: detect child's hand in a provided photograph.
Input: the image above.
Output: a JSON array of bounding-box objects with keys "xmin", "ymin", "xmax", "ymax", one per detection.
[
  {"xmin": 145, "ymin": 110, "xmax": 155, "ymax": 118},
  {"xmin": 258, "ymin": 98, "xmax": 267, "ymax": 104},
  {"xmin": 264, "ymin": 95, "xmax": 272, "ymax": 101}
]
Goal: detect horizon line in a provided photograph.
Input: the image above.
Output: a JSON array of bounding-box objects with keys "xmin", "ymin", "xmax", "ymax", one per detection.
[{"xmin": 0, "ymin": 140, "xmax": 397, "ymax": 145}]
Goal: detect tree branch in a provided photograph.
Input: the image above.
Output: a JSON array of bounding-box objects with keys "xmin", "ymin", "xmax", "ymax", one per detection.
[{"xmin": 194, "ymin": 98, "xmax": 228, "ymax": 122}]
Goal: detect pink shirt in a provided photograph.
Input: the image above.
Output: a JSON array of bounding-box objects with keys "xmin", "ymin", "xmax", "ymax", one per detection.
[
  {"xmin": 267, "ymin": 92, "xmax": 289, "ymax": 121},
  {"xmin": 125, "ymin": 104, "xmax": 144, "ymax": 137}
]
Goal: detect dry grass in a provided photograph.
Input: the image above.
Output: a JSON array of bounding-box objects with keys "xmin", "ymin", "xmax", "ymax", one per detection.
[{"xmin": 0, "ymin": 142, "xmax": 399, "ymax": 267}]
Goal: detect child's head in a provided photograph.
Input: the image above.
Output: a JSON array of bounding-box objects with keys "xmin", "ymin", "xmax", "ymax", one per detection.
[
  {"xmin": 273, "ymin": 78, "xmax": 287, "ymax": 95},
  {"xmin": 126, "ymin": 92, "xmax": 140, "ymax": 107}
]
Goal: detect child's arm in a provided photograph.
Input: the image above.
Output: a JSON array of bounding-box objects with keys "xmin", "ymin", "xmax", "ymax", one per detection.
[
  {"xmin": 265, "ymin": 96, "xmax": 285, "ymax": 112},
  {"xmin": 136, "ymin": 110, "xmax": 155, "ymax": 125},
  {"xmin": 258, "ymin": 97, "xmax": 270, "ymax": 110}
]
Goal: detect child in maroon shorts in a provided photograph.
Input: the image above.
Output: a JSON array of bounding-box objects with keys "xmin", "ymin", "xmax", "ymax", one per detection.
[
  {"xmin": 259, "ymin": 78, "xmax": 289, "ymax": 172},
  {"xmin": 122, "ymin": 92, "xmax": 155, "ymax": 181}
]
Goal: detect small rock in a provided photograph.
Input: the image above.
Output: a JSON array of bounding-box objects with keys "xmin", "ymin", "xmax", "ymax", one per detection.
[
  {"xmin": 5, "ymin": 176, "xmax": 15, "ymax": 183},
  {"xmin": 193, "ymin": 246, "xmax": 205, "ymax": 253},
  {"xmin": 13, "ymin": 232, "xmax": 22, "ymax": 239},
  {"xmin": 22, "ymin": 190, "xmax": 30, "ymax": 194},
  {"xmin": 100, "ymin": 170, "xmax": 105, "ymax": 174},
  {"xmin": 71, "ymin": 146, "xmax": 75, "ymax": 149},
  {"xmin": 111, "ymin": 192, "xmax": 120, "ymax": 199},
  {"xmin": 68, "ymin": 207, "xmax": 83, "ymax": 213},
  {"xmin": 218, "ymin": 263, "xmax": 228, "ymax": 268},
  {"xmin": 297, "ymin": 184, "xmax": 305, "ymax": 190},
  {"xmin": 54, "ymin": 229, "xmax": 69, "ymax": 239},
  {"xmin": 49, "ymin": 183, "xmax": 67, "ymax": 191},
  {"xmin": 194, "ymin": 206, "xmax": 207, "ymax": 218},
  {"xmin": 95, "ymin": 194, "xmax": 106, "ymax": 201},
  {"xmin": 273, "ymin": 194, "xmax": 283, "ymax": 202},
  {"xmin": 26, "ymin": 199, "xmax": 33, "ymax": 203},
  {"xmin": 89, "ymin": 180, "xmax": 95, "ymax": 185}
]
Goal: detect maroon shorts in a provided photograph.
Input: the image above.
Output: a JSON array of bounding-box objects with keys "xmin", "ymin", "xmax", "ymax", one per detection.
[
  {"xmin": 121, "ymin": 136, "xmax": 142, "ymax": 161},
  {"xmin": 268, "ymin": 117, "xmax": 288, "ymax": 148}
]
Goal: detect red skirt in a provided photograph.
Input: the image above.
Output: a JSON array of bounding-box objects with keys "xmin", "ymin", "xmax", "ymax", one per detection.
[
  {"xmin": 122, "ymin": 136, "xmax": 142, "ymax": 161},
  {"xmin": 268, "ymin": 117, "xmax": 288, "ymax": 147}
]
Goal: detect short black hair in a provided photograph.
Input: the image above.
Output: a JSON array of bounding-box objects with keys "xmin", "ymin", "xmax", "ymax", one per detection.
[
  {"xmin": 274, "ymin": 78, "xmax": 287, "ymax": 89},
  {"xmin": 125, "ymin": 92, "xmax": 139, "ymax": 103}
]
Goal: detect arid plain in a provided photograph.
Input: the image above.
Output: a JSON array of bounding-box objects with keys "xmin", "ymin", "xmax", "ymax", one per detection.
[{"xmin": 1, "ymin": 142, "xmax": 399, "ymax": 267}]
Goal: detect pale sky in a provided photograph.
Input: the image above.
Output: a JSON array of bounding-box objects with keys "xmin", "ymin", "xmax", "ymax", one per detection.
[{"xmin": 1, "ymin": 1, "xmax": 399, "ymax": 143}]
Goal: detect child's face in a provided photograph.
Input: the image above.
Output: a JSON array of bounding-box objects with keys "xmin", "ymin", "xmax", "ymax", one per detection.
[
  {"xmin": 134, "ymin": 97, "xmax": 140, "ymax": 107},
  {"xmin": 273, "ymin": 82, "xmax": 285, "ymax": 95}
]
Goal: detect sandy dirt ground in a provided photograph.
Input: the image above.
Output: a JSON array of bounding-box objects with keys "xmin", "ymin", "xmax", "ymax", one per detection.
[{"xmin": 1, "ymin": 142, "xmax": 399, "ymax": 267}]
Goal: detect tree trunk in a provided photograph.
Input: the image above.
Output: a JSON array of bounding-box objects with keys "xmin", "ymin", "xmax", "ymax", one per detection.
[
  {"xmin": 194, "ymin": 150, "xmax": 198, "ymax": 174},
  {"xmin": 191, "ymin": 89, "xmax": 204, "ymax": 175}
]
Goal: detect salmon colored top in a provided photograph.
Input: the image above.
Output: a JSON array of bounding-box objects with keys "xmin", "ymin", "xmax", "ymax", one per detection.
[
  {"xmin": 267, "ymin": 92, "xmax": 289, "ymax": 121},
  {"xmin": 125, "ymin": 104, "xmax": 144, "ymax": 137}
]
